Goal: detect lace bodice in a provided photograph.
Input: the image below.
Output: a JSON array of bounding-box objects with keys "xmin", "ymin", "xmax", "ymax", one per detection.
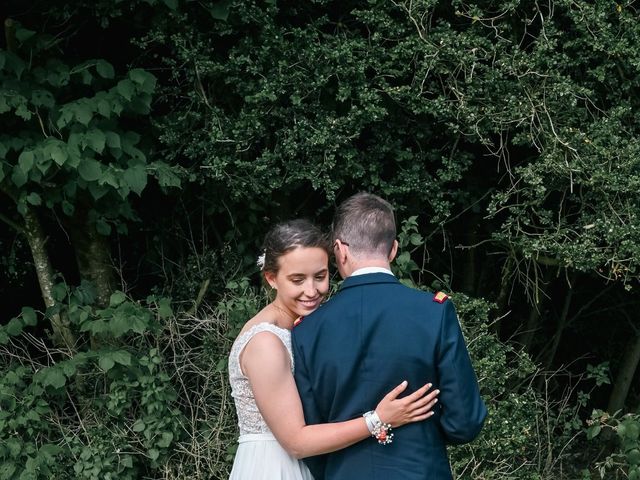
[{"xmin": 228, "ymin": 322, "xmax": 294, "ymax": 435}]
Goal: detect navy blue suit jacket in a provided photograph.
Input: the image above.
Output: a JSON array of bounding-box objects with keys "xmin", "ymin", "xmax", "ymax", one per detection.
[{"xmin": 292, "ymin": 273, "xmax": 487, "ymax": 480}]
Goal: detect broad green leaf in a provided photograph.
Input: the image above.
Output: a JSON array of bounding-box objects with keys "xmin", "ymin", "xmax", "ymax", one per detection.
[
  {"xmin": 11, "ymin": 167, "xmax": 27, "ymax": 188},
  {"xmin": 117, "ymin": 79, "xmax": 135, "ymax": 101},
  {"xmin": 6, "ymin": 318, "xmax": 24, "ymax": 336},
  {"xmin": 85, "ymin": 129, "xmax": 106, "ymax": 154},
  {"xmin": 148, "ymin": 448, "xmax": 160, "ymax": 461},
  {"xmin": 26, "ymin": 192, "xmax": 41, "ymax": 205},
  {"xmin": 207, "ymin": 0, "xmax": 232, "ymax": 20},
  {"xmin": 132, "ymin": 419, "xmax": 145, "ymax": 432},
  {"xmin": 15, "ymin": 104, "xmax": 32, "ymax": 120},
  {"xmin": 97, "ymin": 99, "xmax": 111, "ymax": 118},
  {"xmin": 15, "ymin": 27, "xmax": 36, "ymax": 43},
  {"xmin": 61, "ymin": 200, "xmax": 74, "ymax": 216},
  {"xmin": 0, "ymin": 462, "xmax": 16, "ymax": 479},
  {"xmin": 162, "ymin": 0, "xmax": 178, "ymax": 10},
  {"xmin": 95, "ymin": 218, "xmax": 111, "ymax": 235},
  {"xmin": 109, "ymin": 291, "xmax": 127, "ymax": 307},
  {"xmin": 157, "ymin": 432, "xmax": 174, "ymax": 448},
  {"xmin": 88, "ymin": 182, "xmax": 108, "ymax": 200},
  {"xmin": 31, "ymin": 89, "xmax": 55, "ymax": 108},
  {"xmin": 56, "ymin": 108, "xmax": 74, "ymax": 129},
  {"xmin": 50, "ymin": 145, "xmax": 68, "ymax": 166},
  {"xmin": 123, "ymin": 165, "xmax": 147, "ymax": 195},
  {"xmin": 78, "ymin": 158, "xmax": 102, "ymax": 181},
  {"xmin": 105, "ymin": 131, "xmax": 121, "ymax": 149},
  {"xmin": 41, "ymin": 368, "xmax": 66, "ymax": 389},
  {"xmin": 62, "ymin": 362, "xmax": 76, "ymax": 377},
  {"xmin": 111, "ymin": 350, "xmax": 132, "ymax": 366},
  {"xmin": 98, "ymin": 355, "xmax": 115, "ymax": 372},
  {"xmin": 157, "ymin": 298, "xmax": 173, "ymax": 319},
  {"xmin": 18, "ymin": 151, "xmax": 34, "ymax": 174},
  {"xmin": 74, "ymin": 102, "xmax": 93, "ymax": 126},
  {"xmin": 21, "ymin": 307, "xmax": 37, "ymax": 326},
  {"xmin": 96, "ymin": 59, "xmax": 115, "ymax": 79}
]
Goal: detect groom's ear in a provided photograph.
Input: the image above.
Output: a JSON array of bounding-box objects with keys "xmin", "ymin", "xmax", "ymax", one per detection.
[{"xmin": 388, "ymin": 240, "xmax": 399, "ymax": 262}]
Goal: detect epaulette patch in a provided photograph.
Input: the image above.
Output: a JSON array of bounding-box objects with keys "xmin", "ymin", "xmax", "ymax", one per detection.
[
  {"xmin": 293, "ymin": 317, "xmax": 304, "ymax": 327},
  {"xmin": 433, "ymin": 291, "xmax": 449, "ymax": 303}
]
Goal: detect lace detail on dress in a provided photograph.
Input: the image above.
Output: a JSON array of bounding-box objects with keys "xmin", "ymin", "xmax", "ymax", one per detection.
[{"xmin": 229, "ymin": 322, "xmax": 294, "ymax": 435}]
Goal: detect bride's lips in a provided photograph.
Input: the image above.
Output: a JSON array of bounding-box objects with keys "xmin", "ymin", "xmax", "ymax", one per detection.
[{"xmin": 298, "ymin": 297, "xmax": 322, "ymax": 310}]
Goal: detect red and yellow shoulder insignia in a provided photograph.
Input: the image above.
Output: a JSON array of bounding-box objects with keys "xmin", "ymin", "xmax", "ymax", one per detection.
[
  {"xmin": 433, "ymin": 291, "xmax": 449, "ymax": 303},
  {"xmin": 293, "ymin": 317, "xmax": 304, "ymax": 327}
]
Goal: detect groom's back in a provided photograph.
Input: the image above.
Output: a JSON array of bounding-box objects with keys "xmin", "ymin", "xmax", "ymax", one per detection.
[{"xmin": 292, "ymin": 273, "xmax": 486, "ymax": 480}]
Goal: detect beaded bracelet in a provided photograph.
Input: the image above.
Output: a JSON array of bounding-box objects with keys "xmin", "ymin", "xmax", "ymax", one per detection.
[{"xmin": 363, "ymin": 410, "xmax": 394, "ymax": 445}]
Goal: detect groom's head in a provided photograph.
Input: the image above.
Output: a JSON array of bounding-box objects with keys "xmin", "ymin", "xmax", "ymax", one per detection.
[{"xmin": 331, "ymin": 193, "xmax": 397, "ymax": 276}]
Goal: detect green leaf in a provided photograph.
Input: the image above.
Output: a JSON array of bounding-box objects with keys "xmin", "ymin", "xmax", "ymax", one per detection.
[
  {"xmin": 162, "ymin": 0, "xmax": 178, "ymax": 10},
  {"xmin": 95, "ymin": 217, "xmax": 111, "ymax": 235},
  {"xmin": 40, "ymin": 368, "xmax": 66, "ymax": 389},
  {"xmin": 587, "ymin": 424, "xmax": 601, "ymax": 439},
  {"xmin": 132, "ymin": 419, "xmax": 146, "ymax": 432},
  {"xmin": 97, "ymin": 99, "xmax": 111, "ymax": 118},
  {"xmin": 18, "ymin": 151, "xmax": 35, "ymax": 174},
  {"xmin": 148, "ymin": 448, "xmax": 160, "ymax": 461},
  {"xmin": 109, "ymin": 291, "xmax": 127, "ymax": 307},
  {"xmin": 11, "ymin": 167, "xmax": 28, "ymax": 188},
  {"xmin": 31, "ymin": 89, "xmax": 55, "ymax": 108},
  {"xmin": 26, "ymin": 192, "xmax": 41, "ymax": 205},
  {"xmin": 16, "ymin": 27, "xmax": 36, "ymax": 43},
  {"xmin": 111, "ymin": 350, "xmax": 132, "ymax": 366},
  {"xmin": 96, "ymin": 59, "xmax": 115, "ymax": 79},
  {"xmin": 156, "ymin": 432, "xmax": 173, "ymax": 448},
  {"xmin": 124, "ymin": 165, "xmax": 147, "ymax": 195},
  {"xmin": 85, "ymin": 129, "xmax": 106, "ymax": 154},
  {"xmin": 74, "ymin": 102, "xmax": 93, "ymax": 126},
  {"xmin": 98, "ymin": 355, "xmax": 115, "ymax": 372},
  {"xmin": 116, "ymin": 79, "xmax": 135, "ymax": 101},
  {"xmin": 105, "ymin": 131, "xmax": 121, "ymax": 149},
  {"xmin": 157, "ymin": 298, "xmax": 173, "ymax": 319},
  {"xmin": 0, "ymin": 462, "xmax": 17, "ymax": 479},
  {"xmin": 207, "ymin": 0, "xmax": 232, "ymax": 20},
  {"xmin": 21, "ymin": 307, "xmax": 37, "ymax": 326},
  {"xmin": 61, "ymin": 200, "xmax": 74, "ymax": 216},
  {"xmin": 6, "ymin": 318, "xmax": 24, "ymax": 336},
  {"xmin": 78, "ymin": 158, "xmax": 102, "ymax": 181},
  {"xmin": 50, "ymin": 145, "xmax": 68, "ymax": 166}
]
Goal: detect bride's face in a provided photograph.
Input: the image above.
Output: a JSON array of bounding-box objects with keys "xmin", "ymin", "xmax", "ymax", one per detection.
[{"xmin": 265, "ymin": 246, "xmax": 329, "ymax": 319}]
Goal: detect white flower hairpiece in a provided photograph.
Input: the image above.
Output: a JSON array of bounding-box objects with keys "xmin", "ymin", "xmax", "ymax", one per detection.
[{"xmin": 256, "ymin": 251, "xmax": 266, "ymax": 270}]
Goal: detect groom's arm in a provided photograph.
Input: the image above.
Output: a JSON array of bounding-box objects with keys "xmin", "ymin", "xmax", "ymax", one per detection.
[
  {"xmin": 292, "ymin": 329, "xmax": 327, "ymax": 479},
  {"xmin": 435, "ymin": 300, "xmax": 488, "ymax": 444}
]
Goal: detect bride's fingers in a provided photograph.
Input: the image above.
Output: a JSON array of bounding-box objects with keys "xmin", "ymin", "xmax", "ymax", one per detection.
[
  {"xmin": 403, "ymin": 382, "xmax": 432, "ymax": 402},
  {"xmin": 406, "ymin": 388, "xmax": 439, "ymax": 409},
  {"xmin": 383, "ymin": 380, "xmax": 409, "ymax": 401}
]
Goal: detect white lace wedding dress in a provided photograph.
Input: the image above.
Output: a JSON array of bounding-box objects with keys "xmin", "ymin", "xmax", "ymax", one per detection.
[{"xmin": 228, "ymin": 323, "xmax": 314, "ymax": 479}]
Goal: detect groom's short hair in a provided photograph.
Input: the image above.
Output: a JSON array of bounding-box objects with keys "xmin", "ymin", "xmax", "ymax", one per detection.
[{"xmin": 332, "ymin": 192, "xmax": 396, "ymax": 258}]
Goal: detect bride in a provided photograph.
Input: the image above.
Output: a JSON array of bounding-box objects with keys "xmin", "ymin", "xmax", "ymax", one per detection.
[{"xmin": 228, "ymin": 219, "xmax": 438, "ymax": 479}]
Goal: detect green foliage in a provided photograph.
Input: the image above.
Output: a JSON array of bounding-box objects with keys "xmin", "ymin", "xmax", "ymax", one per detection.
[
  {"xmin": 0, "ymin": 286, "xmax": 183, "ymax": 479},
  {"xmin": 587, "ymin": 410, "xmax": 640, "ymax": 479},
  {"xmin": 0, "ymin": 21, "xmax": 182, "ymax": 237}
]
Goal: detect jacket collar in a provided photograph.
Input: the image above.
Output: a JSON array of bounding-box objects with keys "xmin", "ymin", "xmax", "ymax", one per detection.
[{"xmin": 338, "ymin": 272, "xmax": 399, "ymax": 292}]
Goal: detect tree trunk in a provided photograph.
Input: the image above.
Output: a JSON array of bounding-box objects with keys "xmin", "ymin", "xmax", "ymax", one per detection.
[
  {"xmin": 22, "ymin": 206, "xmax": 76, "ymax": 349},
  {"xmin": 72, "ymin": 228, "xmax": 114, "ymax": 308},
  {"xmin": 518, "ymin": 268, "xmax": 552, "ymax": 353},
  {"xmin": 607, "ymin": 333, "xmax": 640, "ymax": 414},
  {"xmin": 494, "ymin": 254, "xmax": 515, "ymax": 335},
  {"xmin": 540, "ymin": 277, "xmax": 575, "ymax": 371}
]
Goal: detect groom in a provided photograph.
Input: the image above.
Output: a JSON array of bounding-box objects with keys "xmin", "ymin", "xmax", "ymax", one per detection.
[{"xmin": 292, "ymin": 192, "xmax": 487, "ymax": 479}]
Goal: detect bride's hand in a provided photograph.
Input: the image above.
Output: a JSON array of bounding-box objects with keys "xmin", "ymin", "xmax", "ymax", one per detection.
[{"xmin": 374, "ymin": 381, "xmax": 439, "ymax": 428}]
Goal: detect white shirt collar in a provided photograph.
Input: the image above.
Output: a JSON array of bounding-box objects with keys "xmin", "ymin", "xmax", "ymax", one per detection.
[{"xmin": 350, "ymin": 267, "xmax": 394, "ymax": 277}]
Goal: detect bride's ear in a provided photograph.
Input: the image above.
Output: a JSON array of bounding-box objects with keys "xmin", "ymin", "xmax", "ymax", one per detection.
[{"xmin": 264, "ymin": 271, "xmax": 277, "ymax": 289}]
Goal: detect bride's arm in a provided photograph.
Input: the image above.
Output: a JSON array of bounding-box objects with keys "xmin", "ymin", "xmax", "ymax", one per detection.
[{"xmin": 242, "ymin": 332, "xmax": 437, "ymax": 459}]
